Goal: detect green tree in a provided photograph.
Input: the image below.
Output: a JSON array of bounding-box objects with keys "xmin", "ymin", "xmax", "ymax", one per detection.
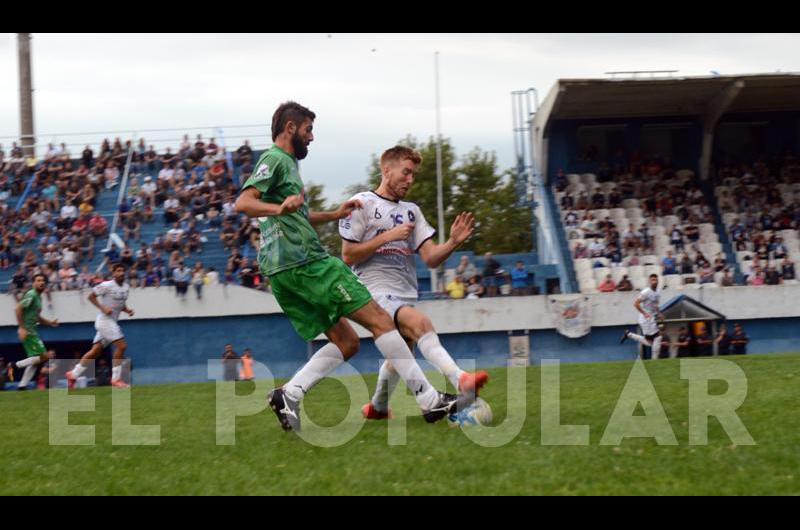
[{"xmin": 305, "ymin": 181, "xmax": 343, "ymax": 256}]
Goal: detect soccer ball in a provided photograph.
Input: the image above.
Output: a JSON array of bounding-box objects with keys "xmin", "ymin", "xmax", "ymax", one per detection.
[{"xmin": 448, "ymin": 397, "xmax": 492, "ymax": 428}]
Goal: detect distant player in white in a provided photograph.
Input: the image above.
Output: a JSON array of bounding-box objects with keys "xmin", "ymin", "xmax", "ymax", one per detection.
[
  {"xmin": 67, "ymin": 263, "xmax": 134, "ymax": 388},
  {"xmin": 339, "ymin": 145, "xmax": 488, "ymax": 420},
  {"xmin": 621, "ymin": 274, "xmax": 665, "ymax": 359}
]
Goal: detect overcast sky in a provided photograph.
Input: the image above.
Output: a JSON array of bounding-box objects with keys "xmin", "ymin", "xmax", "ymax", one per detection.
[{"xmin": 1, "ymin": 33, "xmax": 798, "ymax": 202}]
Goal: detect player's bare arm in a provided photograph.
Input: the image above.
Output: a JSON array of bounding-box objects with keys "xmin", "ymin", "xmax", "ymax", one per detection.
[
  {"xmin": 38, "ymin": 315, "xmax": 58, "ymax": 327},
  {"xmin": 634, "ymin": 298, "xmax": 648, "ymax": 318},
  {"xmin": 341, "ymin": 223, "xmax": 415, "ymax": 266},
  {"xmin": 235, "ymin": 187, "xmax": 304, "ymax": 217},
  {"xmin": 309, "ymin": 199, "xmax": 363, "ymax": 226},
  {"xmin": 88, "ymin": 291, "xmax": 113, "ymax": 317},
  {"xmin": 15, "ymin": 304, "xmax": 27, "ymax": 341},
  {"xmin": 417, "ymin": 212, "xmax": 475, "ymax": 268}
]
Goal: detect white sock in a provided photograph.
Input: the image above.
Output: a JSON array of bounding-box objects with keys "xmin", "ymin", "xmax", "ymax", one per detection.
[
  {"xmin": 284, "ymin": 343, "xmax": 344, "ymax": 402},
  {"xmin": 71, "ymin": 363, "xmax": 88, "ymax": 378},
  {"xmin": 417, "ymin": 332, "xmax": 463, "ymax": 390},
  {"xmin": 16, "ymin": 356, "xmax": 41, "ymax": 368},
  {"xmin": 651, "ymin": 336, "xmax": 663, "ymax": 360},
  {"xmin": 374, "ymin": 330, "xmax": 438, "ymax": 411},
  {"xmin": 112, "ymin": 365, "xmax": 122, "ymax": 381},
  {"xmin": 19, "ymin": 365, "xmax": 37, "ymax": 387},
  {"xmin": 371, "ymin": 361, "xmax": 400, "ymax": 413},
  {"xmin": 627, "ymin": 332, "xmax": 651, "ymax": 346}
]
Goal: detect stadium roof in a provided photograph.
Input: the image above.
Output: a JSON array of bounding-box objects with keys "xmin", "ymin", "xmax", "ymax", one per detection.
[{"xmin": 536, "ymin": 73, "xmax": 800, "ymax": 123}]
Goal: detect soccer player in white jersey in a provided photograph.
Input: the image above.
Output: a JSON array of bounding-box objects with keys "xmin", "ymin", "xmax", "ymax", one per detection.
[
  {"xmin": 67, "ymin": 263, "xmax": 135, "ymax": 388},
  {"xmin": 621, "ymin": 274, "xmax": 665, "ymax": 359},
  {"xmin": 339, "ymin": 145, "xmax": 489, "ymax": 420}
]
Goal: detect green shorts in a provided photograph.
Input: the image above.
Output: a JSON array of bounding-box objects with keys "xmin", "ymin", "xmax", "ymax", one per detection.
[
  {"xmin": 270, "ymin": 257, "xmax": 373, "ymax": 341},
  {"xmin": 23, "ymin": 333, "xmax": 46, "ymax": 358}
]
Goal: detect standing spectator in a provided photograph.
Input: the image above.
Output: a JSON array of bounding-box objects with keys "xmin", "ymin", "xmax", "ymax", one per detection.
[
  {"xmin": 731, "ymin": 324, "xmax": 750, "ymax": 355},
  {"xmin": 765, "ymin": 266, "xmax": 782, "ymax": 285},
  {"xmin": 455, "ymin": 255, "xmax": 478, "ymax": 282},
  {"xmin": 239, "ymin": 349, "xmax": 254, "ymax": 381},
  {"xmin": 699, "ymin": 262, "xmax": 716, "ymax": 284},
  {"xmin": 694, "ymin": 325, "xmax": 714, "ymax": 357},
  {"xmin": 222, "ymin": 344, "xmax": 239, "ymax": 382},
  {"xmin": 192, "ymin": 262, "xmax": 206, "ymax": 299},
  {"xmin": 675, "ymin": 327, "xmax": 691, "ymax": 358},
  {"xmin": 662, "ymin": 251, "xmax": 677, "ymax": 275},
  {"xmin": 173, "ymin": 261, "xmax": 191, "ymax": 299},
  {"xmin": 670, "ymin": 225, "xmax": 684, "ymax": 252},
  {"xmin": 715, "ymin": 325, "xmax": 732, "ymax": 356},
  {"xmin": 481, "ymin": 252, "xmax": 505, "ymax": 297},
  {"xmin": 510, "ymin": 261, "xmax": 529, "ymax": 295}
]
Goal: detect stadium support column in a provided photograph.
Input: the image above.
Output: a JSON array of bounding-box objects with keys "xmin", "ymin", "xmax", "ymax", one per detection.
[
  {"xmin": 699, "ymin": 80, "xmax": 744, "ymax": 181},
  {"xmin": 17, "ymin": 33, "xmax": 35, "ymax": 159}
]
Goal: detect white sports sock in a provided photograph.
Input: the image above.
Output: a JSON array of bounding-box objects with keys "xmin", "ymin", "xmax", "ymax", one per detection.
[
  {"xmin": 416, "ymin": 332, "xmax": 463, "ymax": 390},
  {"xmin": 112, "ymin": 365, "xmax": 122, "ymax": 382},
  {"xmin": 627, "ymin": 332, "xmax": 651, "ymax": 346},
  {"xmin": 18, "ymin": 365, "xmax": 37, "ymax": 388},
  {"xmin": 16, "ymin": 356, "xmax": 41, "ymax": 369},
  {"xmin": 651, "ymin": 336, "xmax": 663, "ymax": 360},
  {"xmin": 284, "ymin": 343, "xmax": 345, "ymax": 402},
  {"xmin": 371, "ymin": 361, "xmax": 400, "ymax": 412},
  {"xmin": 71, "ymin": 363, "xmax": 88, "ymax": 379},
  {"xmin": 374, "ymin": 330, "xmax": 438, "ymax": 411}
]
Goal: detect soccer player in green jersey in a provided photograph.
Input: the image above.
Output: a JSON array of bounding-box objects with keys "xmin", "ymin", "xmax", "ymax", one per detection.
[
  {"xmin": 235, "ymin": 101, "xmax": 466, "ymax": 432},
  {"xmin": 14, "ymin": 273, "xmax": 59, "ymax": 390}
]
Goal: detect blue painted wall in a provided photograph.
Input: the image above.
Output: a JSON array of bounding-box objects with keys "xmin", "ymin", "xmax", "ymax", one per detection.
[{"xmin": 3, "ymin": 315, "xmax": 797, "ymax": 386}]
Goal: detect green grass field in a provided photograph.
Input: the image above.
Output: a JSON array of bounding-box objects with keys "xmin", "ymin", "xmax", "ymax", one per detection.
[{"xmin": 1, "ymin": 353, "xmax": 799, "ymax": 495}]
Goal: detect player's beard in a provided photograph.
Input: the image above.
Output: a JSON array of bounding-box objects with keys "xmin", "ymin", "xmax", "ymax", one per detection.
[{"xmin": 292, "ymin": 132, "xmax": 309, "ymax": 160}]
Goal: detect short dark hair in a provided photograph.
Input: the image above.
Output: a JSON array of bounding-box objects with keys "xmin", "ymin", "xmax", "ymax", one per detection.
[
  {"xmin": 112, "ymin": 263, "xmax": 126, "ymax": 272},
  {"xmin": 649, "ymin": 274, "xmax": 659, "ymax": 279},
  {"xmin": 271, "ymin": 101, "xmax": 315, "ymax": 141},
  {"xmin": 33, "ymin": 273, "xmax": 47, "ymax": 282}
]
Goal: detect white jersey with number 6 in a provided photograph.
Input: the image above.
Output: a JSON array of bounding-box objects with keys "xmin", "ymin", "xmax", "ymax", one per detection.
[{"xmin": 339, "ymin": 191, "xmax": 436, "ymax": 299}]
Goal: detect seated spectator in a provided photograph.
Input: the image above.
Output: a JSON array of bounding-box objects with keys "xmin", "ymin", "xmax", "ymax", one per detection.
[
  {"xmin": 575, "ymin": 192, "xmax": 589, "ymax": 210},
  {"xmin": 781, "ymin": 257, "xmax": 796, "ymax": 280},
  {"xmin": 141, "ymin": 176, "xmax": 157, "ymax": 208},
  {"xmin": 608, "ymin": 188, "xmax": 622, "ymax": 208},
  {"xmin": 446, "ymin": 275, "xmax": 465, "ymax": 299},
  {"xmin": 748, "ymin": 268, "xmax": 766, "ymax": 286},
  {"xmin": 589, "ymin": 238, "xmax": 606, "ymax": 258},
  {"xmin": 685, "ymin": 223, "xmax": 700, "ymax": 243},
  {"xmin": 564, "ymin": 210, "xmax": 579, "ymax": 228},
  {"xmin": 173, "ymin": 261, "xmax": 192, "ymax": 298},
  {"xmin": 163, "ymin": 195, "xmax": 181, "ymax": 225},
  {"xmin": 598, "ymin": 274, "xmax": 617, "ymax": 293},
  {"xmin": 88, "ymin": 213, "xmax": 108, "ymax": 237},
  {"xmin": 573, "ymin": 242, "xmax": 589, "ymax": 259},
  {"xmin": 765, "ymin": 266, "xmax": 781, "ymax": 285},
  {"xmin": 466, "ymin": 275, "xmax": 485, "ymax": 299},
  {"xmin": 123, "ymin": 215, "xmax": 141, "ymax": 242},
  {"xmin": 591, "ymin": 190, "xmax": 606, "ymax": 209},
  {"xmin": 720, "ymin": 269, "xmax": 735, "ymax": 287},
  {"xmin": 455, "ymin": 255, "xmax": 478, "ymax": 282},
  {"xmin": 510, "ymin": 261, "xmax": 529, "ymax": 295},
  {"xmin": 606, "ymin": 244, "xmax": 623, "ymax": 267},
  {"xmin": 561, "ymin": 192, "xmax": 575, "ymax": 210},
  {"xmin": 166, "ymin": 222, "xmax": 186, "ymax": 254},
  {"xmin": 616, "ymin": 275, "xmax": 633, "ymax": 291},
  {"xmin": 580, "ymin": 214, "xmax": 599, "ymax": 239},
  {"xmin": 699, "ymin": 263, "xmax": 715, "ymax": 284}
]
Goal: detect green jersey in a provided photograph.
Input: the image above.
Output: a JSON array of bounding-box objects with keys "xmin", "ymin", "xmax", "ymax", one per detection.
[
  {"xmin": 241, "ymin": 145, "xmax": 328, "ymax": 276},
  {"xmin": 19, "ymin": 289, "xmax": 42, "ymax": 333}
]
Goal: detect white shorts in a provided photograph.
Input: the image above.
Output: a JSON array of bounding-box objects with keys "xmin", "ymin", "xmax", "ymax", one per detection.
[
  {"xmin": 373, "ymin": 294, "xmax": 417, "ymax": 325},
  {"xmin": 93, "ymin": 318, "xmax": 124, "ymax": 348},
  {"xmin": 638, "ymin": 316, "xmax": 660, "ymax": 337}
]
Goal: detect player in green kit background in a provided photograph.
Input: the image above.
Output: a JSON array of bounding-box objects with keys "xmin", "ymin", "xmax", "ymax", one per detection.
[
  {"xmin": 235, "ymin": 101, "xmax": 469, "ymax": 432},
  {"xmin": 14, "ymin": 273, "xmax": 59, "ymax": 390}
]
